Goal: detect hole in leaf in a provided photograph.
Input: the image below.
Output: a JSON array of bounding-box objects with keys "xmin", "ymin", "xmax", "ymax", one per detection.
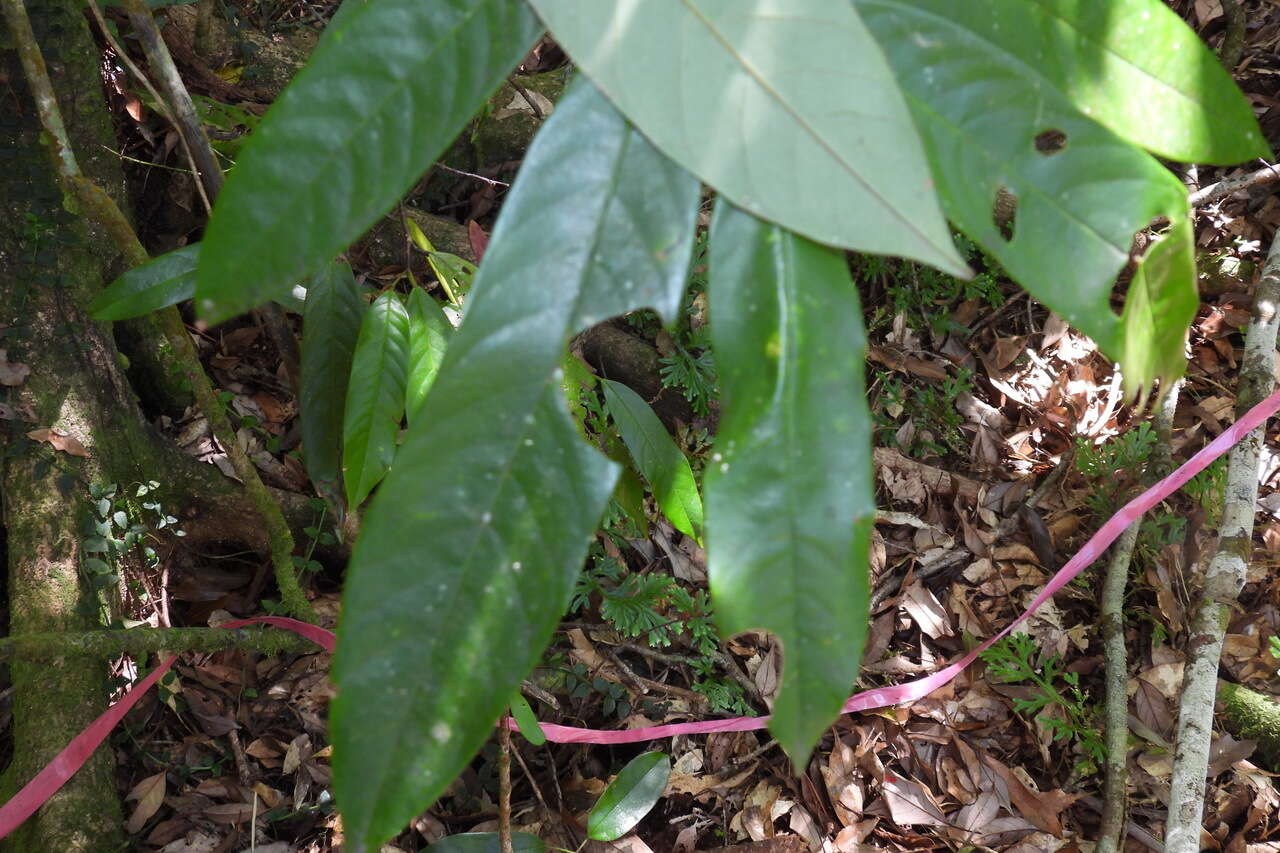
[
  {"xmin": 992, "ymin": 187, "xmax": 1017, "ymax": 242},
  {"xmin": 1034, "ymin": 129, "xmax": 1068, "ymax": 155}
]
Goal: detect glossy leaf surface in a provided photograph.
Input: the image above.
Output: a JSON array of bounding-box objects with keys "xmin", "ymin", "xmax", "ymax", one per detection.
[
  {"xmin": 300, "ymin": 261, "xmax": 365, "ymax": 513},
  {"xmin": 425, "ymin": 832, "xmax": 545, "ymax": 852},
  {"xmin": 603, "ymin": 379, "xmax": 703, "ymax": 542},
  {"xmin": 706, "ymin": 204, "xmax": 875, "ymax": 766},
  {"xmin": 331, "ymin": 78, "xmax": 699, "ymax": 851},
  {"xmin": 896, "ymin": 0, "xmax": 1267, "ymax": 164},
  {"xmin": 195, "ymin": 0, "xmax": 541, "ymax": 322},
  {"xmin": 587, "ymin": 752, "xmax": 671, "ymax": 841},
  {"xmin": 405, "ymin": 288, "xmax": 452, "ymax": 422},
  {"xmin": 509, "ymin": 693, "xmax": 546, "ymax": 745},
  {"xmin": 859, "ymin": 0, "xmax": 1197, "ymax": 391},
  {"xmin": 90, "ymin": 244, "xmax": 199, "ymax": 321},
  {"xmin": 342, "ymin": 292, "xmax": 410, "ymax": 508},
  {"xmin": 528, "ymin": 0, "xmax": 968, "ymax": 277}
]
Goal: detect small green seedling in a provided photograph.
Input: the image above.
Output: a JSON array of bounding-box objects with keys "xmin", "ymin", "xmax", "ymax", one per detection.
[
  {"xmin": 587, "ymin": 751, "xmax": 671, "ymax": 841},
  {"xmin": 426, "ymin": 751, "xmax": 670, "ymax": 851}
]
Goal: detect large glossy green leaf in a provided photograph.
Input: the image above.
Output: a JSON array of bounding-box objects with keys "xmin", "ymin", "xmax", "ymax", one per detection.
[
  {"xmin": 405, "ymin": 288, "xmax": 452, "ymax": 423},
  {"xmin": 603, "ymin": 379, "xmax": 703, "ymax": 543},
  {"xmin": 527, "ymin": 0, "xmax": 968, "ymax": 278},
  {"xmin": 858, "ymin": 0, "xmax": 1197, "ymax": 392},
  {"xmin": 89, "ymin": 244, "xmax": 199, "ymax": 321},
  {"xmin": 194, "ymin": 0, "xmax": 542, "ymax": 322},
  {"xmin": 903, "ymin": 0, "xmax": 1267, "ymax": 165},
  {"xmin": 300, "ymin": 261, "xmax": 366, "ymax": 513},
  {"xmin": 706, "ymin": 203, "xmax": 875, "ymax": 767},
  {"xmin": 425, "ymin": 832, "xmax": 545, "ymax": 852},
  {"xmin": 587, "ymin": 752, "xmax": 671, "ymax": 841},
  {"xmin": 342, "ymin": 291, "xmax": 410, "ymax": 508},
  {"xmin": 331, "ymin": 78, "xmax": 699, "ymax": 852}
]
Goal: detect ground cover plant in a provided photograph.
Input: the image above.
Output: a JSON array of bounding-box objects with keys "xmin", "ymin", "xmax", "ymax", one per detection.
[{"xmin": 5, "ymin": 0, "xmax": 1280, "ymax": 850}]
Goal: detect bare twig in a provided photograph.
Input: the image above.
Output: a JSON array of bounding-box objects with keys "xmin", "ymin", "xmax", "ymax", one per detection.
[
  {"xmin": 498, "ymin": 714, "xmax": 514, "ymax": 853},
  {"xmin": 1189, "ymin": 162, "xmax": 1280, "ymax": 207},
  {"xmin": 1165, "ymin": 234, "xmax": 1280, "ymax": 852},
  {"xmin": 1098, "ymin": 380, "xmax": 1181, "ymax": 853},
  {"xmin": 435, "ymin": 162, "xmax": 511, "ymax": 188}
]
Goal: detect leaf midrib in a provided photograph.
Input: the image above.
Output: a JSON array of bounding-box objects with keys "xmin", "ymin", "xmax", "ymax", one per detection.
[{"xmin": 677, "ymin": 0, "xmax": 954, "ymax": 263}]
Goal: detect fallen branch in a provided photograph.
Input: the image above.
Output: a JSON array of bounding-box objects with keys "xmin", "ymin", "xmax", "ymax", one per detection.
[
  {"xmin": 0, "ymin": 625, "xmax": 322, "ymax": 661},
  {"xmin": 1189, "ymin": 163, "xmax": 1280, "ymax": 207},
  {"xmin": 1165, "ymin": 231, "xmax": 1280, "ymax": 852}
]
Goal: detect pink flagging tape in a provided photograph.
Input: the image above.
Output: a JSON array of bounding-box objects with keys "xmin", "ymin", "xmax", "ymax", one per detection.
[{"xmin": 4, "ymin": 386, "xmax": 1280, "ymax": 838}]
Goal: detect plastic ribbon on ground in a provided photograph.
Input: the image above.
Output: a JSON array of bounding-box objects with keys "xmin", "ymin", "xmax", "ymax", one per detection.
[{"xmin": 3, "ymin": 387, "xmax": 1279, "ymax": 835}]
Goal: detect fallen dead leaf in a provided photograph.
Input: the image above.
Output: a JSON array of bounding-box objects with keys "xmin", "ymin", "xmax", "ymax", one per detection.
[
  {"xmin": 26, "ymin": 427, "xmax": 89, "ymax": 457},
  {"xmin": 0, "ymin": 349, "xmax": 30, "ymax": 386},
  {"xmin": 125, "ymin": 771, "xmax": 166, "ymax": 834}
]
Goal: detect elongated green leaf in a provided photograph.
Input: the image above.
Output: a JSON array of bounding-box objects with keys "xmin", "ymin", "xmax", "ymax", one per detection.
[
  {"xmin": 603, "ymin": 379, "xmax": 702, "ymax": 543},
  {"xmin": 342, "ymin": 292, "xmax": 410, "ymax": 508},
  {"xmin": 331, "ymin": 78, "xmax": 699, "ymax": 852},
  {"xmin": 426, "ymin": 832, "xmax": 545, "ymax": 852},
  {"xmin": 706, "ymin": 203, "xmax": 875, "ymax": 767},
  {"xmin": 509, "ymin": 693, "xmax": 546, "ymax": 745},
  {"xmin": 405, "ymin": 288, "xmax": 452, "ymax": 423},
  {"xmin": 587, "ymin": 752, "xmax": 671, "ymax": 841},
  {"xmin": 904, "ymin": 0, "xmax": 1267, "ymax": 164},
  {"xmin": 195, "ymin": 0, "xmax": 542, "ymax": 322},
  {"xmin": 90, "ymin": 244, "xmax": 199, "ymax": 321},
  {"xmin": 300, "ymin": 261, "xmax": 365, "ymax": 513},
  {"xmin": 527, "ymin": 0, "xmax": 967, "ymax": 277},
  {"xmin": 858, "ymin": 0, "xmax": 1197, "ymax": 392}
]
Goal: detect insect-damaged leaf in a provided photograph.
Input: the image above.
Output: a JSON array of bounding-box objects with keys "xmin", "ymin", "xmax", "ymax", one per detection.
[
  {"xmin": 196, "ymin": 0, "xmax": 541, "ymax": 322},
  {"xmin": 527, "ymin": 0, "xmax": 968, "ymax": 278},
  {"xmin": 858, "ymin": 0, "xmax": 1198, "ymax": 393},
  {"xmin": 331, "ymin": 77, "xmax": 698, "ymax": 851},
  {"xmin": 706, "ymin": 203, "xmax": 875, "ymax": 767}
]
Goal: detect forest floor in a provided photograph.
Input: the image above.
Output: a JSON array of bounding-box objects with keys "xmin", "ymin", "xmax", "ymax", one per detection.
[{"xmin": 56, "ymin": 0, "xmax": 1280, "ymax": 850}]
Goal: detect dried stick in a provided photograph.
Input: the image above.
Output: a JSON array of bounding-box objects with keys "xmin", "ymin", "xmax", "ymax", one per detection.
[
  {"xmin": 2, "ymin": 0, "xmax": 313, "ymax": 623},
  {"xmin": 1189, "ymin": 163, "xmax": 1280, "ymax": 207},
  {"xmin": 498, "ymin": 714, "xmax": 514, "ymax": 853},
  {"xmin": 1097, "ymin": 380, "xmax": 1181, "ymax": 853},
  {"xmin": 1165, "ymin": 233, "xmax": 1280, "ymax": 852}
]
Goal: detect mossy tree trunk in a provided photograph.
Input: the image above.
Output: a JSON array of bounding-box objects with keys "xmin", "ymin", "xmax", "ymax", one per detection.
[{"xmin": 0, "ymin": 1, "xmax": 324, "ymax": 848}]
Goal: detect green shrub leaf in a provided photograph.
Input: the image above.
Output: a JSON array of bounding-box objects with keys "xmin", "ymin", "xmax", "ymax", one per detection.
[
  {"xmin": 195, "ymin": 0, "xmax": 542, "ymax": 322},
  {"xmin": 331, "ymin": 77, "xmax": 698, "ymax": 852},
  {"xmin": 425, "ymin": 832, "xmax": 546, "ymax": 852},
  {"xmin": 405, "ymin": 289, "xmax": 452, "ymax": 423},
  {"xmin": 706, "ymin": 203, "xmax": 875, "ymax": 768},
  {"xmin": 300, "ymin": 261, "xmax": 366, "ymax": 514},
  {"xmin": 603, "ymin": 379, "xmax": 703, "ymax": 543},
  {"xmin": 342, "ymin": 292, "xmax": 410, "ymax": 509},
  {"xmin": 859, "ymin": 0, "xmax": 1197, "ymax": 392},
  {"xmin": 90, "ymin": 244, "xmax": 199, "ymax": 321},
  {"xmin": 894, "ymin": 0, "xmax": 1268, "ymax": 165},
  {"xmin": 527, "ymin": 0, "xmax": 968, "ymax": 278},
  {"xmin": 587, "ymin": 751, "xmax": 671, "ymax": 841}
]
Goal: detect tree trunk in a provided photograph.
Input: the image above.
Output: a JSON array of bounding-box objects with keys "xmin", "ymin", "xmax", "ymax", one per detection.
[{"xmin": 0, "ymin": 1, "xmax": 331, "ymax": 847}]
